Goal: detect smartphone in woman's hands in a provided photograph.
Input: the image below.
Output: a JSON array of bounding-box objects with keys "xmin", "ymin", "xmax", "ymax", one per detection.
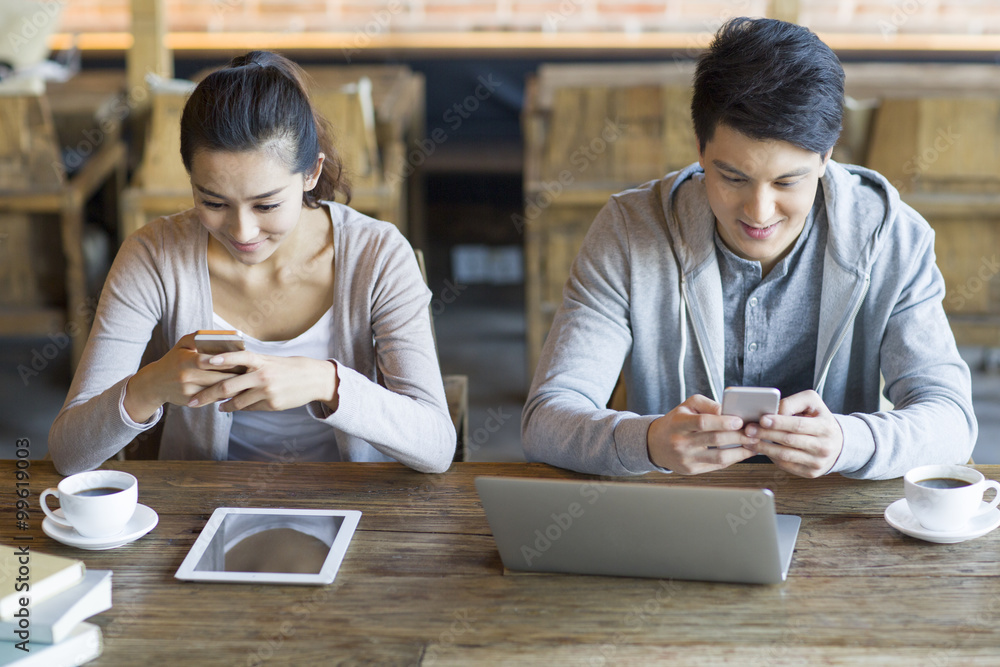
[{"xmin": 194, "ymin": 330, "xmax": 247, "ymax": 373}]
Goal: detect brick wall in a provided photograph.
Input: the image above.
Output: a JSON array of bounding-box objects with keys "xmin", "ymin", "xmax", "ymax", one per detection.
[{"xmin": 55, "ymin": 0, "xmax": 1000, "ymax": 35}]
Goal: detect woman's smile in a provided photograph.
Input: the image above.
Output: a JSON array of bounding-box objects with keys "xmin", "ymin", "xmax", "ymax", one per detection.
[{"xmin": 228, "ymin": 238, "xmax": 267, "ymax": 254}]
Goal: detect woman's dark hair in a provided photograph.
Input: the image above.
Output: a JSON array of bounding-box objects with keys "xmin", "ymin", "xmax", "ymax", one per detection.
[
  {"xmin": 180, "ymin": 50, "xmax": 350, "ymax": 207},
  {"xmin": 691, "ymin": 17, "xmax": 844, "ymax": 155}
]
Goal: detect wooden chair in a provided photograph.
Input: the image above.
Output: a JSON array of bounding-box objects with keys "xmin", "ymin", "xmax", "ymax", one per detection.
[
  {"xmin": 522, "ymin": 63, "xmax": 700, "ymax": 376},
  {"xmin": 0, "ymin": 79, "xmax": 126, "ymax": 368},
  {"xmin": 414, "ymin": 248, "xmax": 470, "ymax": 461},
  {"xmin": 119, "ymin": 78, "xmax": 194, "ymax": 240},
  {"xmin": 867, "ymin": 96, "xmax": 1000, "ymax": 348},
  {"xmin": 120, "ymin": 70, "xmax": 414, "ymax": 240},
  {"xmin": 305, "ymin": 65, "xmax": 424, "ymax": 239}
]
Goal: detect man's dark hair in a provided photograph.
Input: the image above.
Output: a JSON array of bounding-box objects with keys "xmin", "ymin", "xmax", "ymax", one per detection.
[{"xmin": 691, "ymin": 17, "xmax": 845, "ymax": 155}]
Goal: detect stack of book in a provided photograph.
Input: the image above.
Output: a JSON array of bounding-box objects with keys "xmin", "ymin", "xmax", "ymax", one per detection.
[{"xmin": 0, "ymin": 547, "xmax": 111, "ymax": 666}]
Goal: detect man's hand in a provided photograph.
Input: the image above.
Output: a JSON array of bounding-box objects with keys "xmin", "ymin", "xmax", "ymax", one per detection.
[
  {"xmin": 647, "ymin": 394, "xmax": 758, "ymax": 474},
  {"xmin": 744, "ymin": 390, "xmax": 843, "ymax": 478}
]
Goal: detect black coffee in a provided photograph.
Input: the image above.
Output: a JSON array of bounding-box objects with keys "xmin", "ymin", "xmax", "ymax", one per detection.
[
  {"xmin": 75, "ymin": 486, "xmax": 124, "ymax": 497},
  {"xmin": 916, "ymin": 477, "xmax": 972, "ymax": 489}
]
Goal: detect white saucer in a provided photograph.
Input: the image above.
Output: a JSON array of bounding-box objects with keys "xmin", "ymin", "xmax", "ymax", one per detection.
[
  {"xmin": 42, "ymin": 504, "xmax": 158, "ymax": 551},
  {"xmin": 884, "ymin": 498, "xmax": 1000, "ymax": 544}
]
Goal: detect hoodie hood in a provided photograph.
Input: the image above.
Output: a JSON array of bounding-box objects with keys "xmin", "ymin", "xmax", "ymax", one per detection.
[{"xmin": 820, "ymin": 161, "xmax": 899, "ymax": 279}]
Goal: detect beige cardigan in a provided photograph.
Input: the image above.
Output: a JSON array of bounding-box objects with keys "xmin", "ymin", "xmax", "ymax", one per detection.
[{"xmin": 49, "ymin": 203, "xmax": 455, "ymax": 474}]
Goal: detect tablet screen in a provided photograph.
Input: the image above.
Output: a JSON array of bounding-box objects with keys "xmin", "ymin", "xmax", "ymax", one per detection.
[{"xmin": 175, "ymin": 508, "xmax": 361, "ymax": 585}]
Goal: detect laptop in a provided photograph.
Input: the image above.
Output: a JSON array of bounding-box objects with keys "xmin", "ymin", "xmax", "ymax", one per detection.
[{"xmin": 475, "ymin": 476, "xmax": 800, "ymax": 585}]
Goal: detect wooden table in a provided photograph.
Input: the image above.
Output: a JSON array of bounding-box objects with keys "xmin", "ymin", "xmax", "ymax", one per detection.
[{"xmin": 9, "ymin": 460, "xmax": 1000, "ymax": 665}]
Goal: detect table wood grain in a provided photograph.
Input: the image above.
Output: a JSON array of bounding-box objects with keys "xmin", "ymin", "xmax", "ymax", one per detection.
[{"xmin": 7, "ymin": 461, "xmax": 1000, "ymax": 665}]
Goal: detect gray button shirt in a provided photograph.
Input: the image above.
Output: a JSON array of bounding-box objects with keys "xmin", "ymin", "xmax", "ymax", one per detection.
[{"xmin": 716, "ymin": 187, "xmax": 827, "ymax": 397}]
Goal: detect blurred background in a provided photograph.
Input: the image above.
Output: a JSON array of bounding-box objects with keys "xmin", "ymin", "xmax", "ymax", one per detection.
[{"xmin": 1, "ymin": 0, "xmax": 998, "ymax": 463}]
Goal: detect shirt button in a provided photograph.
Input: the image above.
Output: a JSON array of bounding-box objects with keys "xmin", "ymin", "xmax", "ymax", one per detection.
[
  {"xmin": 748, "ymin": 342, "xmax": 758, "ymax": 352},
  {"xmin": 749, "ymin": 297, "xmax": 759, "ymax": 307}
]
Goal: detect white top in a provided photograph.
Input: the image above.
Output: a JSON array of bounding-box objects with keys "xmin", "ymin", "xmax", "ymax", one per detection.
[{"xmin": 213, "ymin": 310, "xmax": 342, "ymax": 462}]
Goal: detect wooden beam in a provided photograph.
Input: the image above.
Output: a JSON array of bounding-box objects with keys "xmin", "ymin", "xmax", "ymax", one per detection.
[
  {"xmin": 48, "ymin": 30, "xmax": 1000, "ymax": 56},
  {"xmin": 127, "ymin": 0, "xmax": 172, "ymax": 102}
]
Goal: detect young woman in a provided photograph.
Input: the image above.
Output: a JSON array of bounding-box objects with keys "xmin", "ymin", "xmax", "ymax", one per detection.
[{"xmin": 49, "ymin": 51, "xmax": 456, "ymax": 474}]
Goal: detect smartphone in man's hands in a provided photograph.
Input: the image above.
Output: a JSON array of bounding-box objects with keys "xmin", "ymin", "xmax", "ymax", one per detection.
[
  {"xmin": 194, "ymin": 330, "xmax": 247, "ymax": 373},
  {"xmin": 722, "ymin": 386, "xmax": 780, "ymax": 424}
]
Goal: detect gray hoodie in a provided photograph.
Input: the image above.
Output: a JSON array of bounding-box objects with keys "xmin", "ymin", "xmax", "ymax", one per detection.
[{"xmin": 522, "ymin": 161, "xmax": 977, "ymax": 479}]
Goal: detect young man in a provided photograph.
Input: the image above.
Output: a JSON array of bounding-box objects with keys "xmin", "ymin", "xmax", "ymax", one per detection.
[{"xmin": 521, "ymin": 17, "xmax": 977, "ymax": 479}]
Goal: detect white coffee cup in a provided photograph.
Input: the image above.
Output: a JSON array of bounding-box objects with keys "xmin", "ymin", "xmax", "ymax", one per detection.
[
  {"xmin": 40, "ymin": 470, "xmax": 138, "ymax": 538},
  {"xmin": 904, "ymin": 464, "xmax": 1000, "ymax": 532}
]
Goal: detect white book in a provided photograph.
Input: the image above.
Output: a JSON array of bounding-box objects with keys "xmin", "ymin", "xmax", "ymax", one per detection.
[
  {"xmin": 0, "ymin": 571, "xmax": 111, "ymax": 645},
  {"xmin": 0, "ymin": 548, "xmax": 85, "ymax": 620},
  {"xmin": 0, "ymin": 621, "xmax": 102, "ymax": 667}
]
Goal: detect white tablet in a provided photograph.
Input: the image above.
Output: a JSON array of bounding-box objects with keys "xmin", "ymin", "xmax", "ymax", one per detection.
[{"xmin": 174, "ymin": 508, "xmax": 361, "ymax": 585}]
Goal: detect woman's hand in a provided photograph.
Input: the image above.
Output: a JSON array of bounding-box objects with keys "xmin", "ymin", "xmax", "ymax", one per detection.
[
  {"xmin": 123, "ymin": 333, "xmax": 241, "ymax": 423},
  {"xmin": 185, "ymin": 350, "xmax": 339, "ymax": 413}
]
